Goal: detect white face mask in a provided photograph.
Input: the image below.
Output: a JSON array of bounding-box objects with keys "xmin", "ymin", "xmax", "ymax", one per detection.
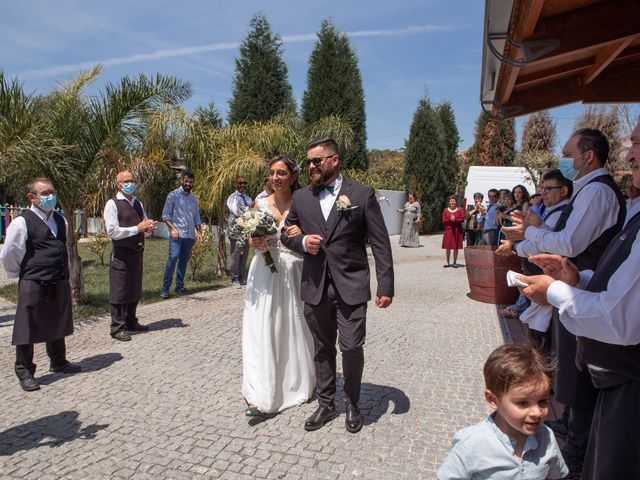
[{"xmin": 559, "ymin": 157, "xmax": 580, "ymax": 181}]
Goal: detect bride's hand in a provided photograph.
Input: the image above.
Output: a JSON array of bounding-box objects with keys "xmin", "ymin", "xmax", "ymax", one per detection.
[
  {"xmin": 249, "ymin": 236, "xmax": 268, "ymax": 252},
  {"xmin": 284, "ymin": 225, "xmax": 302, "ymax": 237}
]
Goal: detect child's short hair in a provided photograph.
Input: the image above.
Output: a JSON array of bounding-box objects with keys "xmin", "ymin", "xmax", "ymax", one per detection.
[{"xmin": 484, "ymin": 344, "xmax": 556, "ymax": 397}]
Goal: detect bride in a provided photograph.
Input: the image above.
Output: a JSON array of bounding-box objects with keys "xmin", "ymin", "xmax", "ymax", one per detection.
[{"xmin": 242, "ymin": 155, "xmax": 315, "ymax": 416}]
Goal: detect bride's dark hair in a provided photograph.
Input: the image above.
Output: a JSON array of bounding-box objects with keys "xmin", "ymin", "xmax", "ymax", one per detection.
[{"xmin": 269, "ymin": 155, "xmax": 300, "ymax": 192}]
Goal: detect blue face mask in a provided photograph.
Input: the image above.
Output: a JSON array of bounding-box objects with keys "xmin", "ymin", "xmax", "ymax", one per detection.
[
  {"xmin": 121, "ymin": 182, "xmax": 137, "ymax": 195},
  {"xmin": 38, "ymin": 194, "xmax": 57, "ymax": 212},
  {"xmin": 559, "ymin": 157, "xmax": 580, "ymax": 181}
]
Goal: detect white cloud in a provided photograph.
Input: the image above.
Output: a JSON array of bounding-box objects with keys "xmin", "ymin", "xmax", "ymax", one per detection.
[{"xmin": 16, "ymin": 24, "xmax": 464, "ymax": 79}]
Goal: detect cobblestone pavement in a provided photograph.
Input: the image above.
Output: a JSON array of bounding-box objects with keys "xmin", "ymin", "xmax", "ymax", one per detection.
[{"xmin": 0, "ymin": 235, "xmax": 506, "ymax": 479}]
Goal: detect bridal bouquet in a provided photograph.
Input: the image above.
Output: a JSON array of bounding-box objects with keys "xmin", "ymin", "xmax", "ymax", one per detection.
[{"xmin": 226, "ymin": 208, "xmax": 278, "ymax": 273}]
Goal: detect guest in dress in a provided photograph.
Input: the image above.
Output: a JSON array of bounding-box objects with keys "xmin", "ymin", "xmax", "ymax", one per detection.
[
  {"xmin": 397, "ymin": 192, "xmax": 421, "ymax": 247},
  {"xmin": 441, "ymin": 195, "xmax": 464, "ymax": 267}
]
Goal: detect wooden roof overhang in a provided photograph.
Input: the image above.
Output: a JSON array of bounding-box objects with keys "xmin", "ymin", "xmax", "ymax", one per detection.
[{"xmin": 480, "ymin": 0, "xmax": 640, "ymax": 118}]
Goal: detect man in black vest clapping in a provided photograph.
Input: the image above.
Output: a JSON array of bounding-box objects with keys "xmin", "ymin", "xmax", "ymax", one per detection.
[
  {"xmin": 517, "ymin": 121, "xmax": 640, "ymax": 480},
  {"xmin": 0, "ymin": 178, "xmax": 81, "ymax": 391},
  {"xmin": 502, "ymin": 128, "xmax": 626, "ymax": 477},
  {"xmin": 103, "ymin": 171, "xmax": 156, "ymax": 341}
]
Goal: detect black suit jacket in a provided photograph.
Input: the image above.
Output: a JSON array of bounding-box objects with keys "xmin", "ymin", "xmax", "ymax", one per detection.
[{"xmin": 281, "ymin": 178, "xmax": 394, "ymax": 306}]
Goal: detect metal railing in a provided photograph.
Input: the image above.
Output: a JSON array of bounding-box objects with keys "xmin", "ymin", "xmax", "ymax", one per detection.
[{"xmin": 1, "ymin": 205, "xmax": 89, "ymax": 243}]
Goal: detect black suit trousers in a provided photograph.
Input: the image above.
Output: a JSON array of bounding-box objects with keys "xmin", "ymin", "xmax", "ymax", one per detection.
[
  {"xmin": 304, "ymin": 278, "xmax": 367, "ymax": 407},
  {"xmin": 15, "ymin": 338, "xmax": 66, "ymax": 380}
]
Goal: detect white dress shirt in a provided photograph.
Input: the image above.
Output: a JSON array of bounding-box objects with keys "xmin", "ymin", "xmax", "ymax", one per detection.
[
  {"xmin": 546, "ymin": 200, "xmax": 640, "ymax": 345},
  {"xmin": 103, "ymin": 192, "xmax": 148, "ymax": 241},
  {"xmin": 517, "ymin": 200, "xmax": 570, "ymax": 332},
  {"xmin": 318, "ymin": 175, "xmax": 342, "ymax": 221},
  {"xmin": 515, "ymin": 199, "xmax": 570, "ymax": 258},
  {"xmin": 522, "ymin": 168, "xmax": 620, "ymax": 258},
  {"xmin": 301, "ymin": 175, "xmax": 343, "ymax": 252},
  {"xmin": 0, "ymin": 205, "xmax": 65, "ymax": 278}
]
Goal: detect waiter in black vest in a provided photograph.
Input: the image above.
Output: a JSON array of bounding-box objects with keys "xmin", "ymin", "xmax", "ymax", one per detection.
[
  {"xmin": 103, "ymin": 171, "xmax": 156, "ymax": 341},
  {"xmin": 503, "ymin": 128, "xmax": 626, "ymax": 475},
  {"xmin": 0, "ymin": 178, "xmax": 81, "ymax": 391},
  {"xmin": 518, "ymin": 119, "xmax": 640, "ymax": 480}
]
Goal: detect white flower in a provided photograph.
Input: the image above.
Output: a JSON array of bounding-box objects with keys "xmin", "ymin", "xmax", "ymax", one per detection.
[{"xmin": 336, "ymin": 195, "xmax": 352, "ymax": 212}]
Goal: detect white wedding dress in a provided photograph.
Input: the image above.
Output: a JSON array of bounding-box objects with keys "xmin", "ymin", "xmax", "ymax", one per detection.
[{"xmin": 241, "ymin": 199, "xmax": 315, "ymax": 413}]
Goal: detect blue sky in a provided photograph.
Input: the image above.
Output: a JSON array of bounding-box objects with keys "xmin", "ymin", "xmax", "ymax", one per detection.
[{"xmin": 1, "ymin": 0, "xmax": 586, "ymax": 153}]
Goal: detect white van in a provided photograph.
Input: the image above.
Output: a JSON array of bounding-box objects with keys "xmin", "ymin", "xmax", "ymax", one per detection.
[{"xmin": 464, "ymin": 166, "xmax": 537, "ymax": 207}]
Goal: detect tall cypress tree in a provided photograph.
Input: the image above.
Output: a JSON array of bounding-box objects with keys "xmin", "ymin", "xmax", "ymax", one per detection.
[
  {"xmin": 228, "ymin": 13, "xmax": 295, "ymax": 124},
  {"xmin": 436, "ymin": 101, "xmax": 461, "ymax": 195},
  {"xmin": 404, "ymin": 97, "xmax": 449, "ymax": 232},
  {"xmin": 302, "ymin": 20, "xmax": 368, "ymax": 170},
  {"xmin": 468, "ymin": 111, "xmax": 516, "ymax": 166}
]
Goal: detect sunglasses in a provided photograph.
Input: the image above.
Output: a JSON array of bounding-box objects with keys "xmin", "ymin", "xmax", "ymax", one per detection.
[
  {"xmin": 236, "ymin": 182, "xmax": 248, "ymax": 186},
  {"xmin": 305, "ymin": 155, "xmax": 334, "ymax": 167}
]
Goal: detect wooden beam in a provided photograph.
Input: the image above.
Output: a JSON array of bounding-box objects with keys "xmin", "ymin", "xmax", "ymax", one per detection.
[
  {"xmin": 502, "ymin": 61, "xmax": 640, "ymax": 117},
  {"xmin": 529, "ymin": 0, "xmax": 640, "ymax": 65},
  {"xmin": 582, "ymin": 37, "xmax": 635, "ymax": 85},
  {"xmin": 495, "ymin": 0, "xmax": 546, "ymax": 105},
  {"xmin": 503, "ymin": 77, "xmax": 582, "ymax": 117},
  {"xmin": 583, "ymin": 61, "xmax": 640, "ymax": 102},
  {"xmin": 515, "ymin": 57, "xmax": 593, "ymax": 90}
]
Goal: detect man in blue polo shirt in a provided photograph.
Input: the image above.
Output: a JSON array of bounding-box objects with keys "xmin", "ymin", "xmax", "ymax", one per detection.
[{"xmin": 160, "ymin": 170, "xmax": 202, "ymax": 298}]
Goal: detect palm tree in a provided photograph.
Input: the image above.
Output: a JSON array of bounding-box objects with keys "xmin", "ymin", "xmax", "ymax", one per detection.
[
  {"xmin": 0, "ymin": 67, "xmax": 192, "ymax": 303},
  {"xmin": 183, "ymin": 113, "xmax": 354, "ymax": 275}
]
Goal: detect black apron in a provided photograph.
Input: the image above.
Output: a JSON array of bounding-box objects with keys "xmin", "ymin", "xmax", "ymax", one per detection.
[
  {"xmin": 108, "ymin": 197, "xmax": 145, "ymax": 305},
  {"xmin": 13, "ymin": 210, "xmax": 73, "ymax": 345}
]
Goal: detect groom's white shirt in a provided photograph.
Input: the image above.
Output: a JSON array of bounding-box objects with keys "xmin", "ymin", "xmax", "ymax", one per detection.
[
  {"xmin": 319, "ymin": 174, "xmax": 342, "ymax": 220},
  {"xmin": 301, "ymin": 174, "xmax": 343, "ymax": 253}
]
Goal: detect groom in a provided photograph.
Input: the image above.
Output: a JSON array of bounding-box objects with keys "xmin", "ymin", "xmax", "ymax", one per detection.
[{"xmin": 281, "ymin": 138, "xmax": 394, "ymax": 433}]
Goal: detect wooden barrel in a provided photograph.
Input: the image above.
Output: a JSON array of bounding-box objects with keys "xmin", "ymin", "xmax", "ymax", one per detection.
[{"xmin": 464, "ymin": 245, "xmax": 522, "ymax": 304}]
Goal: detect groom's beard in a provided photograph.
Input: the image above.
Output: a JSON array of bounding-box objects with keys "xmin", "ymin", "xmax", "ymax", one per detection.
[{"xmin": 310, "ymin": 165, "xmax": 335, "ymax": 186}]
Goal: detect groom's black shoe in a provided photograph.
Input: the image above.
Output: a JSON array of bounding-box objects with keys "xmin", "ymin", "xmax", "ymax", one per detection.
[
  {"xmin": 304, "ymin": 405, "xmax": 338, "ymax": 431},
  {"xmin": 345, "ymin": 402, "xmax": 363, "ymax": 433}
]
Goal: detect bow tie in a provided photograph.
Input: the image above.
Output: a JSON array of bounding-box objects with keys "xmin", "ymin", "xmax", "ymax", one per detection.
[{"xmin": 313, "ymin": 184, "xmax": 335, "ymax": 196}]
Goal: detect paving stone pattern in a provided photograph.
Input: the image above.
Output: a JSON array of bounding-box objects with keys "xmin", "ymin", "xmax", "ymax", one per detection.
[{"xmin": 0, "ymin": 235, "xmax": 505, "ymax": 479}]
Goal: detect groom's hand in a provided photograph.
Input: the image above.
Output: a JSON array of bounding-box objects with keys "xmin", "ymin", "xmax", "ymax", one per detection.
[
  {"xmin": 304, "ymin": 234, "xmax": 323, "ymax": 255},
  {"xmin": 375, "ymin": 296, "xmax": 392, "ymax": 308}
]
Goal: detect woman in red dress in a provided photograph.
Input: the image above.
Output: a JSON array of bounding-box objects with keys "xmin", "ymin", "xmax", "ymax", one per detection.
[{"xmin": 441, "ymin": 195, "xmax": 465, "ymax": 268}]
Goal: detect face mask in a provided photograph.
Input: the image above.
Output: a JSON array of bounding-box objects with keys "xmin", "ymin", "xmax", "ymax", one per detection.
[
  {"xmin": 559, "ymin": 157, "xmax": 580, "ymax": 181},
  {"xmin": 121, "ymin": 182, "xmax": 137, "ymax": 195},
  {"xmin": 38, "ymin": 194, "xmax": 57, "ymax": 212}
]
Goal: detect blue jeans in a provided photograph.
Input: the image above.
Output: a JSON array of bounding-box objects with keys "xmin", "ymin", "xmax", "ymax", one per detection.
[{"xmin": 162, "ymin": 237, "xmax": 195, "ymax": 293}]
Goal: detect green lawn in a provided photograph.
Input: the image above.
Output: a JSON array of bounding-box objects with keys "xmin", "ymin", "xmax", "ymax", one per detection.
[{"xmin": 0, "ymin": 238, "xmax": 231, "ymax": 319}]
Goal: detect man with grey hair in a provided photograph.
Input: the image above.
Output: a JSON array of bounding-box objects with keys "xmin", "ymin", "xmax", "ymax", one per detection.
[
  {"xmin": 503, "ymin": 127, "xmax": 626, "ymax": 476},
  {"xmin": 519, "ymin": 118, "xmax": 640, "ymax": 480},
  {"xmin": 0, "ymin": 178, "xmax": 80, "ymax": 391}
]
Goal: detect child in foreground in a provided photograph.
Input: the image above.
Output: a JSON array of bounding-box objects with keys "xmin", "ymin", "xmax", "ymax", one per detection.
[{"xmin": 437, "ymin": 344, "xmax": 568, "ymax": 480}]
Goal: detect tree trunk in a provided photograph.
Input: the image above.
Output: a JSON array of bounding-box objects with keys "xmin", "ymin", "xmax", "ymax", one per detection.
[
  {"xmin": 63, "ymin": 202, "xmax": 87, "ymax": 304},
  {"xmin": 215, "ymin": 203, "xmax": 228, "ymax": 277}
]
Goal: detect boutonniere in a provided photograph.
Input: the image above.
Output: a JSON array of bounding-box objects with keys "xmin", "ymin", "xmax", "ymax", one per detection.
[{"xmin": 336, "ymin": 195, "xmax": 358, "ymax": 213}]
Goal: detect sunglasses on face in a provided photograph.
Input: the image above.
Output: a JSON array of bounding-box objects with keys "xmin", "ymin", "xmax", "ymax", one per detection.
[
  {"xmin": 305, "ymin": 155, "xmax": 334, "ymax": 167},
  {"xmin": 237, "ymin": 182, "xmax": 248, "ymax": 186}
]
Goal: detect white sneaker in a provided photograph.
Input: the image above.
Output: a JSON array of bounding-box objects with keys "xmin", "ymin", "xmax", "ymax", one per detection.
[{"xmin": 232, "ymin": 281, "xmax": 242, "ymax": 289}]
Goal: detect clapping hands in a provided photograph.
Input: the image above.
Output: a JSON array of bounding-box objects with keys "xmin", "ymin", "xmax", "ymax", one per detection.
[
  {"xmin": 137, "ymin": 219, "xmax": 157, "ymax": 234},
  {"xmin": 516, "ymin": 254, "xmax": 579, "ymax": 305}
]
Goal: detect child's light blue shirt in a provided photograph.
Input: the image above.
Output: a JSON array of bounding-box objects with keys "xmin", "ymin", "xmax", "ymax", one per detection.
[{"xmin": 437, "ymin": 413, "xmax": 568, "ymax": 480}]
